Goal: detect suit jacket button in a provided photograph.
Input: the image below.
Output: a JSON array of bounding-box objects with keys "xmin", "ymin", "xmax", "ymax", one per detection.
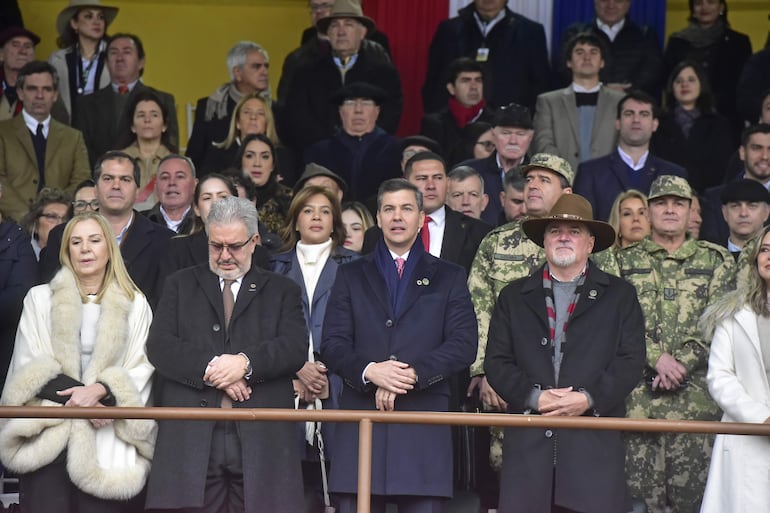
[
  {"xmin": 385, "ymin": 319, "xmax": 393, "ymax": 328},
  {"xmin": 545, "ymin": 429, "xmax": 553, "ymax": 438},
  {"xmin": 200, "ymin": 399, "xmax": 208, "ymax": 407},
  {"xmin": 540, "ymin": 337, "xmax": 548, "ymax": 346},
  {"xmin": 212, "ymin": 324, "xmax": 221, "ymax": 332}
]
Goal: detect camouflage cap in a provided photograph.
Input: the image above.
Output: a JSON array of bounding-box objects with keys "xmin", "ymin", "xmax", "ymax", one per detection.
[
  {"xmin": 648, "ymin": 175, "xmax": 692, "ymax": 201},
  {"xmin": 519, "ymin": 153, "xmax": 575, "ymax": 186}
]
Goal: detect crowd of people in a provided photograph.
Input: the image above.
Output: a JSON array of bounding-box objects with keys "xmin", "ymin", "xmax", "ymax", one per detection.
[{"xmin": 0, "ymin": 0, "xmax": 769, "ymax": 511}]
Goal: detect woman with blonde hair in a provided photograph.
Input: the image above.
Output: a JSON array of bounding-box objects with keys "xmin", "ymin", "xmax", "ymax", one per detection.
[
  {"xmin": 699, "ymin": 224, "xmax": 770, "ymax": 512},
  {"xmin": 341, "ymin": 201, "xmax": 374, "ymax": 253},
  {"xmin": 0, "ymin": 212, "xmax": 155, "ymax": 513},
  {"xmin": 607, "ymin": 189, "xmax": 650, "ymax": 249}
]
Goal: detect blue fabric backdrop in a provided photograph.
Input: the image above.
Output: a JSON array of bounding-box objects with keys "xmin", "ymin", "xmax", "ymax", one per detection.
[{"xmin": 551, "ymin": 0, "xmax": 667, "ymax": 63}]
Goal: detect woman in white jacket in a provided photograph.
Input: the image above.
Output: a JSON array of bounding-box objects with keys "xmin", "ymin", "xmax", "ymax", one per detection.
[
  {"xmin": 0, "ymin": 212, "xmax": 155, "ymax": 513},
  {"xmin": 699, "ymin": 224, "xmax": 770, "ymax": 513}
]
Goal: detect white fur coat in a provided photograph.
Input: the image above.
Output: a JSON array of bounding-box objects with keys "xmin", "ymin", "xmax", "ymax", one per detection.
[{"xmin": 0, "ymin": 267, "xmax": 156, "ymax": 500}]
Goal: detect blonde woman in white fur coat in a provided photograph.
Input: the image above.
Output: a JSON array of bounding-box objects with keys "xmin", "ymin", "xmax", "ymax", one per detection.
[
  {"xmin": 0, "ymin": 212, "xmax": 155, "ymax": 513},
  {"xmin": 699, "ymin": 224, "xmax": 770, "ymax": 513}
]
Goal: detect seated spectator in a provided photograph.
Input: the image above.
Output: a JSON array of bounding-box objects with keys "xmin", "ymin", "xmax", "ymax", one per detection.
[
  {"xmin": 664, "ymin": 0, "xmax": 752, "ymax": 139},
  {"xmin": 141, "ymin": 154, "xmax": 197, "ymax": 234},
  {"xmin": 701, "ymin": 124, "xmax": 770, "ymax": 244},
  {"xmin": 68, "ymin": 178, "xmax": 98, "ymax": 217},
  {"xmin": 420, "ymin": 58, "xmax": 494, "ymax": 166},
  {"xmin": 468, "ymin": 121, "xmax": 495, "ymax": 160},
  {"xmin": 607, "ymin": 189, "xmax": 650, "ymax": 249},
  {"xmin": 237, "ymin": 133, "xmax": 293, "ymax": 234},
  {"xmin": 724, "ymin": 87, "xmax": 770, "ymax": 184},
  {"xmin": 293, "ymin": 162, "xmax": 347, "ymax": 205},
  {"xmin": 0, "ymin": 60, "xmax": 90, "ymax": 222},
  {"xmin": 39, "ymin": 151, "xmax": 174, "ymax": 308},
  {"xmin": 718, "ymin": 179, "xmax": 770, "ymax": 260},
  {"xmin": 556, "ymin": 0, "xmax": 663, "ymax": 96},
  {"xmin": 341, "ymin": 200, "xmax": 373, "ymax": 253},
  {"xmin": 0, "ymin": 180, "xmax": 35, "ymax": 392},
  {"xmin": 422, "ymin": 0, "xmax": 549, "ymax": 114},
  {"xmin": 74, "ymin": 33, "xmax": 177, "ymax": 166},
  {"xmin": 270, "ymin": 185, "xmax": 358, "ymax": 512},
  {"xmin": 186, "ymin": 41, "xmax": 272, "ymax": 175},
  {"xmin": 400, "ymin": 134, "xmax": 442, "ymax": 173},
  {"xmin": 699, "ymin": 224, "xmax": 770, "ymax": 513},
  {"xmin": 461, "ymin": 104, "xmax": 534, "ymax": 225},
  {"xmin": 574, "ymin": 90, "xmax": 687, "ymax": 221},
  {"xmin": 446, "ymin": 165, "xmax": 489, "ymax": 221},
  {"xmin": 0, "ymin": 212, "xmax": 155, "ymax": 513},
  {"xmin": 0, "ymin": 27, "xmax": 68, "ymax": 123},
  {"xmin": 533, "ymin": 31, "xmax": 624, "ymax": 172},
  {"xmin": 299, "ymin": 0, "xmax": 389, "ymax": 53},
  {"xmin": 689, "ymin": 193, "xmax": 703, "ymax": 239},
  {"xmin": 651, "ymin": 60, "xmax": 734, "ymax": 193},
  {"xmin": 19, "ymin": 186, "xmax": 70, "ymax": 259},
  {"xmin": 736, "ymin": 47, "xmax": 770, "ymax": 126},
  {"xmin": 158, "ymin": 172, "xmax": 270, "ymax": 287},
  {"xmin": 220, "ymin": 166, "xmax": 282, "ymax": 251},
  {"xmin": 49, "ymin": 0, "xmax": 118, "ymax": 119},
  {"xmin": 118, "ymin": 90, "xmax": 177, "ymax": 210},
  {"xmin": 499, "ymin": 170, "xmax": 526, "ymax": 225},
  {"xmin": 303, "ymin": 82, "xmax": 401, "ymax": 205},
  {"xmin": 282, "ymin": 0, "xmax": 402, "ymax": 153}
]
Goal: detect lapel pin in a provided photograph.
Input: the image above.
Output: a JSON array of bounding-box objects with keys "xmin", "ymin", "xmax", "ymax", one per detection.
[
  {"xmin": 417, "ymin": 279, "xmax": 423, "ymax": 286},
  {"xmin": 588, "ymin": 289, "xmax": 597, "ymax": 299},
  {"xmin": 249, "ymin": 283, "xmax": 257, "ymax": 290}
]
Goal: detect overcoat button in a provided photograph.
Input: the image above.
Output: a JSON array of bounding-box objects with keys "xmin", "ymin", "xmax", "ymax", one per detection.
[
  {"xmin": 545, "ymin": 429, "xmax": 553, "ymax": 438},
  {"xmin": 200, "ymin": 399, "xmax": 208, "ymax": 407},
  {"xmin": 385, "ymin": 319, "xmax": 393, "ymax": 328},
  {"xmin": 213, "ymin": 324, "xmax": 221, "ymax": 332}
]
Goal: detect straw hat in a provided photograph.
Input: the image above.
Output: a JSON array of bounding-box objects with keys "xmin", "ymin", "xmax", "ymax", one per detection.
[{"xmin": 56, "ymin": 0, "xmax": 119, "ymax": 38}]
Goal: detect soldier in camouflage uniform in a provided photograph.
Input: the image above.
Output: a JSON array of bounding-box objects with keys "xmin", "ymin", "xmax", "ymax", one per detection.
[
  {"xmin": 466, "ymin": 153, "xmax": 575, "ymax": 474},
  {"xmin": 615, "ymin": 176, "xmax": 735, "ymax": 513}
]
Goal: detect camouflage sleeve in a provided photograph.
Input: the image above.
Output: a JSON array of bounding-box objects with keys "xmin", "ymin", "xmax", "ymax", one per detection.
[
  {"xmin": 672, "ymin": 248, "xmax": 736, "ymax": 374},
  {"xmin": 591, "ymin": 247, "xmax": 620, "ymax": 276},
  {"xmin": 468, "ymin": 232, "xmax": 496, "ymax": 377}
]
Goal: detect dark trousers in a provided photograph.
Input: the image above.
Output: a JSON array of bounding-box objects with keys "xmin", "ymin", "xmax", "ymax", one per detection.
[
  {"xmin": 336, "ymin": 493, "xmax": 445, "ymax": 513},
  {"xmin": 19, "ymin": 451, "xmax": 145, "ymax": 513}
]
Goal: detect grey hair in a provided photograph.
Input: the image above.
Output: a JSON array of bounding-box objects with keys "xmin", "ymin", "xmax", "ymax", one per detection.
[
  {"xmin": 206, "ymin": 196, "xmax": 260, "ymax": 236},
  {"xmin": 158, "ymin": 154, "xmax": 197, "ymax": 178},
  {"xmin": 377, "ymin": 178, "xmax": 423, "ymax": 212},
  {"xmin": 227, "ymin": 41, "xmax": 269, "ymax": 81},
  {"xmin": 448, "ymin": 165, "xmax": 485, "ymax": 190}
]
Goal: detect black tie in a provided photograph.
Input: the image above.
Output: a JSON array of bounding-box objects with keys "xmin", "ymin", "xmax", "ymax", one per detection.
[{"xmin": 32, "ymin": 123, "xmax": 46, "ymax": 190}]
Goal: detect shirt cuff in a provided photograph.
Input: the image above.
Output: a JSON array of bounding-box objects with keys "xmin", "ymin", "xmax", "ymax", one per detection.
[{"xmin": 362, "ymin": 362, "xmax": 376, "ymax": 385}]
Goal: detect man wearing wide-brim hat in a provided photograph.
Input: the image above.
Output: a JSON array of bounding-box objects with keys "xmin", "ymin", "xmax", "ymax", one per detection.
[
  {"xmin": 485, "ymin": 193, "xmax": 646, "ymax": 513},
  {"xmin": 280, "ymin": 0, "xmax": 402, "ymax": 153},
  {"xmin": 614, "ymin": 174, "xmax": 735, "ymax": 513}
]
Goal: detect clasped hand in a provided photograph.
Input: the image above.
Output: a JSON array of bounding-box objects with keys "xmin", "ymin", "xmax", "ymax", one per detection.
[
  {"xmin": 538, "ymin": 387, "xmax": 589, "ymax": 417},
  {"xmin": 365, "ymin": 360, "xmax": 416, "ymax": 411},
  {"xmin": 204, "ymin": 354, "xmax": 247, "ymax": 388},
  {"xmin": 57, "ymin": 383, "xmax": 113, "ymax": 429},
  {"xmin": 652, "ymin": 353, "xmax": 687, "ymax": 391}
]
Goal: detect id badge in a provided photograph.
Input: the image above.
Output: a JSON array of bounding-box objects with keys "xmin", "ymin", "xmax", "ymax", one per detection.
[{"xmin": 476, "ymin": 47, "xmax": 490, "ymax": 62}]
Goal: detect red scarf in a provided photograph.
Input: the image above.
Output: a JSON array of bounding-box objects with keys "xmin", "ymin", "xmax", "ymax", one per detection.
[{"xmin": 447, "ymin": 96, "xmax": 485, "ymax": 128}]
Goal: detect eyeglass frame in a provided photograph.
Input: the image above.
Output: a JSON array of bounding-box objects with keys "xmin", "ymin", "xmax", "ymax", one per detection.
[
  {"xmin": 208, "ymin": 235, "xmax": 256, "ymax": 255},
  {"xmin": 71, "ymin": 200, "xmax": 100, "ymax": 211}
]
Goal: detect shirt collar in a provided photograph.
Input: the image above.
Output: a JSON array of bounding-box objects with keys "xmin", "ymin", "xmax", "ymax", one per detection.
[
  {"xmin": 111, "ymin": 79, "xmax": 140, "ymax": 93},
  {"xmin": 389, "ymin": 249, "xmax": 411, "ymax": 260},
  {"xmin": 22, "ymin": 109, "xmax": 51, "ymax": 135},
  {"xmin": 596, "ymin": 18, "xmax": 625, "ymax": 41},
  {"xmin": 426, "ymin": 205, "xmax": 446, "ymax": 226},
  {"xmin": 572, "ymin": 82, "xmax": 602, "ymax": 93},
  {"xmin": 160, "ymin": 205, "xmax": 191, "ymax": 233},
  {"xmin": 617, "ymin": 146, "xmax": 649, "ymax": 171}
]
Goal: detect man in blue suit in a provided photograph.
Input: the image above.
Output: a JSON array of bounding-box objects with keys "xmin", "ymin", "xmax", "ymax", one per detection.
[
  {"xmin": 322, "ymin": 178, "xmax": 478, "ymax": 513},
  {"xmin": 573, "ymin": 90, "xmax": 686, "ymax": 221}
]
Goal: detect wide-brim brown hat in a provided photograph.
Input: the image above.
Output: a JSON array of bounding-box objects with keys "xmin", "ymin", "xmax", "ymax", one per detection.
[
  {"xmin": 316, "ymin": 0, "xmax": 375, "ymax": 35},
  {"xmin": 57, "ymin": 0, "xmax": 119, "ymax": 38},
  {"xmin": 522, "ymin": 194, "xmax": 616, "ymax": 253}
]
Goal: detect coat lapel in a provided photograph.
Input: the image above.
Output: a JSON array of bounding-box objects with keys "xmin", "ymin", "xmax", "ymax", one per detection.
[
  {"xmin": 312, "ymin": 254, "xmax": 339, "ymax": 311},
  {"xmin": 13, "ymin": 116, "xmax": 37, "ymax": 167},
  {"xmin": 608, "ymin": 151, "xmax": 632, "ymax": 190},
  {"xmin": 569, "ymin": 264, "xmax": 609, "ymax": 322},
  {"xmin": 397, "ymin": 254, "xmax": 438, "ymax": 317},
  {"xmin": 230, "ymin": 266, "xmax": 269, "ymax": 325},
  {"xmin": 361, "ymin": 256, "xmax": 393, "ymax": 317},
  {"xmin": 194, "ymin": 266, "xmax": 227, "ymax": 326},
  {"xmin": 520, "ymin": 271, "xmax": 548, "ymax": 330},
  {"xmin": 440, "ymin": 209, "xmax": 462, "ymax": 263},
  {"xmin": 44, "ymin": 121, "xmax": 64, "ymax": 173},
  {"xmin": 560, "ymin": 88, "xmax": 579, "ymax": 146}
]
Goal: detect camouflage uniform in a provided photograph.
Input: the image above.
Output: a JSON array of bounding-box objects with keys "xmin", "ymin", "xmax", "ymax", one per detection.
[{"xmin": 615, "ymin": 176, "xmax": 735, "ymax": 513}]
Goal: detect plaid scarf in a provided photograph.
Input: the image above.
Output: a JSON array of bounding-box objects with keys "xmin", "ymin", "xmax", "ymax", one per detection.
[{"xmin": 542, "ymin": 264, "xmax": 588, "ymax": 367}]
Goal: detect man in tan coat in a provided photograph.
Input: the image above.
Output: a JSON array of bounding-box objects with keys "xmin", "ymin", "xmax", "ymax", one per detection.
[{"xmin": 0, "ymin": 61, "xmax": 90, "ymax": 222}]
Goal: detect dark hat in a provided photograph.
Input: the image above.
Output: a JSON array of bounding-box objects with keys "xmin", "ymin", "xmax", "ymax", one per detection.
[
  {"xmin": 720, "ymin": 179, "xmax": 770, "ymax": 205},
  {"xmin": 491, "ymin": 103, "xmax": 533, "ymax": 129},
  {"xmin": 331, "ymin": 82, "xmax": 387, "ymax": 106},
  {"xmin": 400, "ymin": 135, "xmax": 442, "ymax": 155},
  {"xmin": 523, "ymin": 194, "xmax": 616, "ymax": 253},
  {"xmin": 316, "ymin": 0, "xmax": 375, "ymax": 35},
  {"xmin": 294, "ymin": 163, "xmax": 348, "ymax": 194},
  {"xmin": 0, "ymin": 27, "xmax": 40, "ymax": 47}
]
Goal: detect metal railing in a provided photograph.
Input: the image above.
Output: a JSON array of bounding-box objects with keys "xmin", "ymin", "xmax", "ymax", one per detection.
[{"xmin": 1, "ymin": 406, "xmax": 767, "ymax": 513}]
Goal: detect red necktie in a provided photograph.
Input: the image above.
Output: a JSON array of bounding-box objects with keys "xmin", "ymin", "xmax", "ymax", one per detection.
[
  {"xmin": 118, "ymin": 85, "xmax": 129, "ymax": 95},
  {"xmin": 421, "ymin": 216, "xmax": 432, "ymax": 253},
  {"xmin": 395, "ymin": 258, "xmax": 405, "ymax": 279}
]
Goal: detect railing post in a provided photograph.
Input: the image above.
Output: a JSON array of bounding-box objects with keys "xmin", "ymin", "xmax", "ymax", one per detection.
[{"xmin": 357, "ymin": 417, "xmax": 373, "ymax": 513}]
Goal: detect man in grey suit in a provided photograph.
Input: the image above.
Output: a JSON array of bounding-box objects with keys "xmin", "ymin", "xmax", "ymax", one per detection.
[
  {"xmin": 533, "ymin": 32, "xmax": 624, "ymax": 172},
  {"xmin": 74, "ymin": 33, "xmax": 177, "ymax": 165}
]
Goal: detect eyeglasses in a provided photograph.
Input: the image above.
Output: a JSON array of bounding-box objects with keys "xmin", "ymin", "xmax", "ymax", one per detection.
[
  {"xmin": 208, "ymin": 236, "xmax": 254, "ymax": 255},
  {"xmin": 341, "ymin": 99, "xmax": 377, "ymax": 109},
  {"xmin": 72, "ymin": 200, "xmax": 100, "ymax": 211},
  {"xmin": 39, "ymin": 212, "xmax": 67, "ymax": 222},
  {"xmin": 476, "ymin": 141, "xmax": 496, "ymax": 151}
]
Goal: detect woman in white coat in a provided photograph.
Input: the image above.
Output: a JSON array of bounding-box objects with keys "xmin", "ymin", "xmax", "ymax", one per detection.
[
  {"xmin": 0, "ymin": 212, "xmax": 155, "ymax": 513},
  {"xmin": 699, "ymin": 224, "xmax": 770, "ymax": 512}
]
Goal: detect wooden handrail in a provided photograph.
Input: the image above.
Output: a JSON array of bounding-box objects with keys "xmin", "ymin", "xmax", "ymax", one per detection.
[{"xmin": 2, "ymin": 406, "xmax": 767, "ymax": 513}]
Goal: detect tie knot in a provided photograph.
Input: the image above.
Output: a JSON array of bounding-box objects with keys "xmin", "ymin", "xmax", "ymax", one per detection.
[
  {"xmin": 423, "ymin": 216, "xmax": 432, "ymax": 226},
  {"xmin": 36, "ymin": 123, "xmax": 44, "ymax": 136},
  {"xmin": 395, "ymin": 257, "xmax": 405, "ymax": 278},
  {"xmin": 224, "ymin": 279, "xmax": 234, "ymax": 287},
  {"xmin": 118, "ymin": 85, "xmax": 129, "ymax": 95}
]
